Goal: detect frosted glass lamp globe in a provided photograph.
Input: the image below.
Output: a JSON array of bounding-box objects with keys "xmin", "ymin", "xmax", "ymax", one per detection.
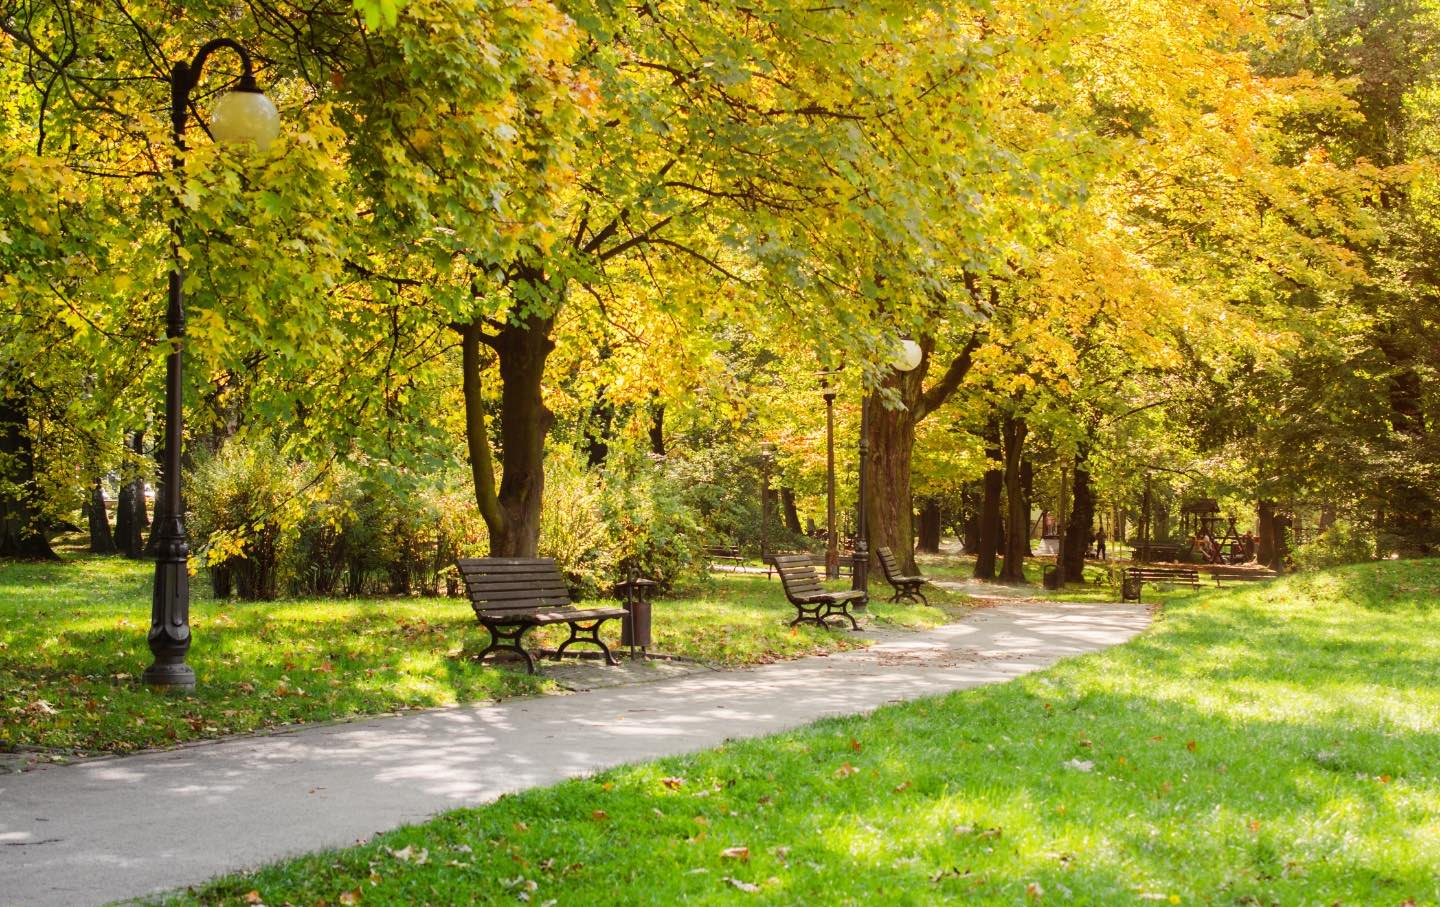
[
  {"xmin": 891, "ymin": 338, "xmax": 923, "ymax": 372},
  {"xmin": 210, "ymin": 88, "xmax": 280, "ymax": 149}
]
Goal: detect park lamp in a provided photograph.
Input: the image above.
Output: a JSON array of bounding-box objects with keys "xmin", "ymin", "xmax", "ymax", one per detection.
[
  {"xmin": 209, "ymin": 72, "xmax": 280, "ymax": 149},
  {"xmin": 144, "ymin": 38, "xmax": 280, "ymax": 691}
]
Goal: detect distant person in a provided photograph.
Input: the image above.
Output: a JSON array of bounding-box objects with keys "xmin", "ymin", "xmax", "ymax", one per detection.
[{"xmin": 1094, "ymin": 527, "xmax": 1107, "ymax": 559}]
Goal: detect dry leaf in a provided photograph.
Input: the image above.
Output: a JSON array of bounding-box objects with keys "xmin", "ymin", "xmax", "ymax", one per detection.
[
  {"xmin": 338, "ymin": 891, "xmax": 361, "ymax": 906},
  {"xmin": 661, "ymin": 777, "xmax": 684, "ymax": 790},
  {"xmin": 243, "ymin": 892, "xmax": 263, "ymax": 905},
  {"xmin": 723, "ymin": 877, "xmax": 760, "ymax": 893},
  {"xmin": 721, "ymin": 846, "xmax": 750, "ymax": 861},
  {"xmin": 1186, "ymin": 740, "xmax": 1197, "ymax": 752},
  {"xmin": 1026, "ymin": 881, "xmax": 1044, "ymax": 898},
  {"xmin": 849, "ymin": 738, "xmax": 862, "ymax": 752},
  {"xmin": 894, "ymin": 781, "xmax": 912, "ymax": 793},
  {"xmin": 834, "ymin": 762, "xmax": 858, "ymax": 779},
  {"xmin": 591, "ymin": 810, "xmax": 609, "ymax": 821}
]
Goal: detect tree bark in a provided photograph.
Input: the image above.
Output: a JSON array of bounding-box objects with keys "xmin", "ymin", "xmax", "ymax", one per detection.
[
  {"xmin": 0, "ymin": 384, "xmax": 57, "ymax": 559},
  {"xmin": 999, "ymin": 415, "xmax": 1028, "ymax": 581},
  {"xmin": 864, "ymin": 332, "xmax": 980, "ymax": 576},
  {"xmin": 780, "ymin": 487, "xmax": 802, "ymax": 534},
  {"xmin": 1257, "ymin": 499, "xmax": 1277, "ymax": 567},
  {"xmin": 1061, "ymin": 449, "xmax": 1095, "ymax": 583},
  {"xmin": 649, "ymin": 400, "xmax": 666, "ymax": 456},
  {"xmin": 864, "ymin": 392, "xmax": 919, "ymax": 573},
  {"xmin": 490, "ymin": 314, "xmax": 557, "ymax": 557},
  {"xmin": 916, "ymin": 498, "xmax": 942, "ymax": 553},
  {"xmin": 1020, "ymin": 458, "xmax": 1034, "ymax": 556},
  {"xmin": 974, "ymin": 423, "xmax": 1003, "ymax": 580},
  {"xmin": 87, "ymin": 478, "xmax": 116, "ymax": 554}
]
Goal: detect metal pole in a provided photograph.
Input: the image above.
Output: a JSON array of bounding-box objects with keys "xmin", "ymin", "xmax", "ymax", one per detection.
[
  {"xmin": 144, "ymin": 39, "xmax": 257, "ymax": 690},
  {"xmin": 824, "ymin": 391, "xmax": 837, "ymax": 579},
  {"xmin": 851, "ymin": 394, "xmax": 869, "ymax": 602},
  {"xmin": 143, "ymin": 59, "xmax": 200, "ymax": 690}
]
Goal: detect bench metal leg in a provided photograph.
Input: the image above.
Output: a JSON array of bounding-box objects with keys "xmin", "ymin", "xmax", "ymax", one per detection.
[
  {"xmin": 476, "ymin": 622, "xmax": 537, "ymax": 674},
  {"xmin": 824, "ymin": 602, "xmax": 861, "ymax": 631},
  {"xmin": 789, "ymin": 603, "xmax": 826, "ymax": 629},
  {"xmin": 555, "ymin": 619, "xmax": 620, "ymax": 666}
]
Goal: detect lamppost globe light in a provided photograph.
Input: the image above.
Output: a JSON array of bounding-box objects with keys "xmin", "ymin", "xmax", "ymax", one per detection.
[
  {"xmin": 891, "ymin": 338, "xmax": 923, "ymax": 373},
  {"xmin": 210, "ymin": 88, "xmax": 280, "ymax": 149}
]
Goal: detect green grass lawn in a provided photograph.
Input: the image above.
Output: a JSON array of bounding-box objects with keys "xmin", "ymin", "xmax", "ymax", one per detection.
[
  {"xmin": 168, "ymin": 559, "xmax": 1440, "ymax": 905},
  {"xmin": 0, "ymin": 555, "xmax": 954, "ymax": 756}
]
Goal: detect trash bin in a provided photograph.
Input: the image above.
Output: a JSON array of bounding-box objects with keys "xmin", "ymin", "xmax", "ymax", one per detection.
[
  {"xmin": 615, "ymin": 577, "xmax": 657, "ymax": 657},
  {"xmin": 1121, "ymin": 572, "xmax": 1142, "ymax": 602},
  {"xmin": 1043, "ymin": 564, "xmax": 1062, "ymax": 590}
]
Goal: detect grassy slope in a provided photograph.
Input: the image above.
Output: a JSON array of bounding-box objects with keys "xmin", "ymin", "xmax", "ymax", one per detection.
[
  {"xmin": 173, "ymin": 560, "xmax": 1440, "ymax": 906},
  {"xmin": 0, "ymin": 556, "xmax": 952, "ymax": 755}
]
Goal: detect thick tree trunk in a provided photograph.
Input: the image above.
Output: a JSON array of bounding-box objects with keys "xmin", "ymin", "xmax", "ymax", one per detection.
[
  {"xmin": 864, "ymin": 393, "xmax": 919, "ymax": 574},
  {"xmin": 780, "ymin": 487, "xmax": 802, "ymax": 534},
  {"xmin": 492, "ymin": 316, "xmax": 556, "ymax": 557},
  {"xmin": 0, "ymin": 385, "xmax": 57, "ymax": 559},
  {"xmin": 959, "ymin": 487, "xmax": 980, "ymax": 554},
  {"xmin": 1257, "ymin": 499, "xmax": 1277, "ymax": 567},
  {"xmin": 1061, "ymin": 450, "xmax": 1095, "ymax": 583},
  {"xmin": 974, "ymin": 424, "xmax": 1003, "ymax": 580},
  {"xmin": 999, "ymin": 416, "xmax": 1028, "ymax": 581},
  {"xmin": 916, "ymin": 498, "xmax": 942, "ymax": 553},
  {"xmin": 87, "ymin": 478, "xmax": 116, "ymax": 554}
]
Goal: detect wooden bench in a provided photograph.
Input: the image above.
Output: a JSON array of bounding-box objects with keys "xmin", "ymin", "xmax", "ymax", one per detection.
[
  {"xmin": 1208, "ymin": 569, "xmax": 1277, "ymax": 586},
  {"xmin": 456, "ymin": 557, "xmax": 629, "ymax": 674},
  {"xmin": 1125, "ymin": 566, "xmax": 1201, "ymax": 589},
  {"xmin": 772, "ymin": 553, "xmax": 865, "ymax": 630},
  {"xmin": 876, "ymin": 546, "xmax": 928, "ymax": 604},
  {"xmin": 704, "ymin": 545, "xmax": 746, "ymax": 571}
]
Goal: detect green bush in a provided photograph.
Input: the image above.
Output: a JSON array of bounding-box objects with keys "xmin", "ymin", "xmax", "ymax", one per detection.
[
  {"xmin": 188, "ymin": 438, "xmax": 306, "ymax": 601},
  {"xmin": 602, "ymin": 453, "xmax": 707, "ymax": 594},
  {"xmin": 1293, "ymin": 522, "xmax": 1375, "ymax": 571},
  {"xmin": 538, "ymin": 446, "xmax": 614, "ymax": 599}
]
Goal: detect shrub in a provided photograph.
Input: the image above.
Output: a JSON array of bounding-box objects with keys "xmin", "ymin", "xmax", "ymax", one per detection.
[
  {"xmin": 1293, "ymin": 522, "xmax": 1375, "ymax": 571},
  {"xmin": 188, "ymin": 438, "xmax": 306, "ymax": 601}
]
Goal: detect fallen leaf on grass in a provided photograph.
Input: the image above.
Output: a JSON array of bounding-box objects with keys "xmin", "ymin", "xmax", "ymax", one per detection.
[
  {"xmin": 721, "ymin": 846, "xmax": 750, "ymax": 861},
  {"xmin": 894, "ymin": 781, "xmax": 912, "ymax": 793},
  {"xmin": 661, "ymin": 776, "xmax": 684, "ymax": 790},
  {"xmin": 1063, "ymin": 758, "xmax": 1094, "ymax": 772},
  {"xmin": 723, "ymin": 877, "xmax": 760, "ymax": 893},
  {"xmin": 850, "ymin": 738, "xmax": 862, "ymax": 752},
  {"xmin": 1026, "ymin": 882, "xmax": 1044, "ymax": 898},
  {"xmin": 338, "ymin": 890, "xmax": 362, "ymax": 905},
  {"xmin": 242, "ymin": 892, "xmax": 262, "ymax": 905},
  {"xmin": 834, "ymin": 762, "xmax": 858, "ymax": 779},
  {"xmin": 591, "ymin": 810, "xmax": 608, "ymax": 821}
]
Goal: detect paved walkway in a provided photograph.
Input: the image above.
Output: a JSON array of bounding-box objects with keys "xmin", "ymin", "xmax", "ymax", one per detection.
[{"xmin": 0, "ymin": 601, "xmax": 1149, "ymax": 907}]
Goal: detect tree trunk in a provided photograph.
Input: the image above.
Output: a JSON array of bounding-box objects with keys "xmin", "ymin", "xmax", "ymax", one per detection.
[
  {"xmin": 87, "ymin": 478, "xmax": 116, "ymax": 554},
  {"xmin": 583, "ymin": 387, "xmax": 613, "ymax": 468},
  {"xmin": 780, "ymin": 487, "xmax": 802, "ymax": 534},
  {"xmin": 1257, "ymin": 499, "xmax": 1277, "ymax": 567},
  {"xmin": 1020, "ymin": 458, "xmax": 1034, "ymax": 556},
  {"xmin": 959, "ymin": 487, "xmax": 980, "ymax": 554},
  {"xmin": 974, "ymin": 423, "xmax": 1003, "ymax": 580},
  {"xmin": 491, "ymin": 315, "xmax": 557, "ymax": 557},
  {"xmin": 0, "ymin": 385, "xmax": 57, "ymax": 559},
  {"xmin": 916, "ymin": 498, "xmax": 942, "ymax": 553},
  {"xmin": 1061, "ymin": 449, "xmax": 1094, "ymax": 583},
  {"xmin": 864, "ymin": 393, "xmax": 919, "ymax": 574},
  {"xmin": 649, "ymin": 400, "xmax": 666, "ymax": 456},
  {"xmin": 999, "ymin": 415, "xmax": 1028, "ymax": 581}
]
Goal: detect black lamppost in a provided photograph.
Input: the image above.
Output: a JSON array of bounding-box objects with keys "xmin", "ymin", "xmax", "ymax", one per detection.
[
  {"xmin": 818, "ymin": 373, "xmax": 840, "ymax": 579},
  {"xmin": 144, "ymin": 41, "xmax": 280, "ymax": 690},
  {"xmin": 851, "ymin": 339, "xmax": 923, "ymax": 603}
]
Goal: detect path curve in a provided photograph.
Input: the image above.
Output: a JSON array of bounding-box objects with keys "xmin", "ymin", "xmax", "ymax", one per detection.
[{"xmin": 0, "ymin": 601, "xmax": 1148, "ymax": 907}]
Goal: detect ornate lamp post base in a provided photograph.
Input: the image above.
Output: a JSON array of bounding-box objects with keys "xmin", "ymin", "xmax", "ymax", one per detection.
[{"xmin": 145, "ymin": 542, "xmax": 194, "ymax": 689}]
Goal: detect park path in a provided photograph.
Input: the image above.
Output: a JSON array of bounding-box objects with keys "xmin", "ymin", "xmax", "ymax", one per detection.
[{"xmin": 0, "ymin": 601, "xmax": 1148, "ymax": 907}]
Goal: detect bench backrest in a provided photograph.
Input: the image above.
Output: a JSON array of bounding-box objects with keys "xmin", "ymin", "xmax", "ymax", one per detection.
[
  {"xmin": 772, "ymin": 553, "xmax": 824, "ymax": 602},
  {"xmin": 456, "ymin": 557, "xmax": 572, "ymax": 615},
  {"xmin": 876, "ymin": 547, "xmax": 908, "ymax": 581}
]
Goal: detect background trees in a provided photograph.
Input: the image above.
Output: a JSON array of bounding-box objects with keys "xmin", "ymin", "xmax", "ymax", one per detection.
[{"xmin": 0, "ymin": 0, "xmax": 1433, "ymax": 586}]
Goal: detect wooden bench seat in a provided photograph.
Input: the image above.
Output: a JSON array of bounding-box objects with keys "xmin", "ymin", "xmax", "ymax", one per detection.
[
  {"xmin": 1125, "ymin": 566, "xmax": 1201, "ymax": 588},
  {"xmin": 457, "ymin": 557, "xmax": 629, "ymax": 674},
  {"xmin": 877, "ymin": 546, "xmax": 928, "ymax": 604},
  {"xmin": 772, "ymin": 553, "xmax": 864, "ymax": 630}
]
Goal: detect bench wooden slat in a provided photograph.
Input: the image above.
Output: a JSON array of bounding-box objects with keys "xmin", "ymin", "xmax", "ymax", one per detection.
[{"xmin": 465, "ymin": 581, "xmax": 571, "ymax": 597}]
